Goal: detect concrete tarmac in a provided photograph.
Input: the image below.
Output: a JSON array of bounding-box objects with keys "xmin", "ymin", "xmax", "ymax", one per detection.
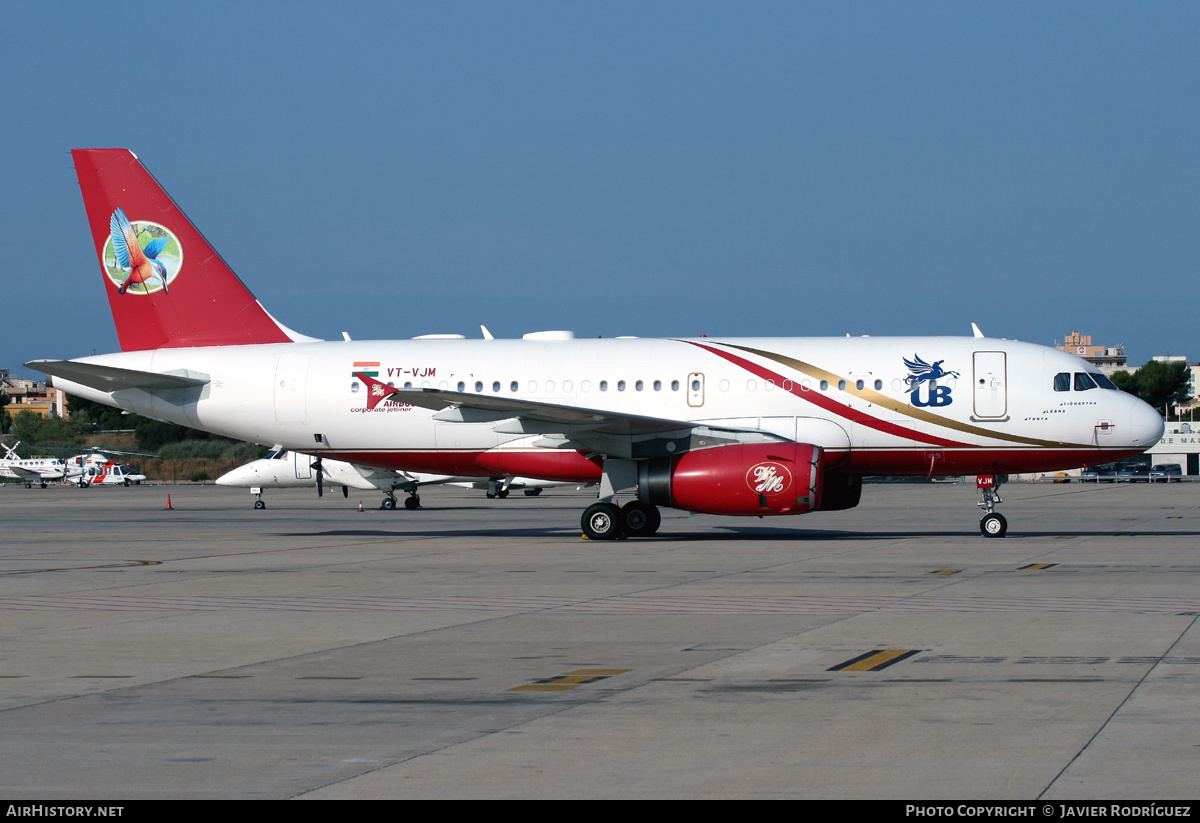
[{"xmin": 1, "ymin": 480, "xmax": 1198, "ymax": 799}]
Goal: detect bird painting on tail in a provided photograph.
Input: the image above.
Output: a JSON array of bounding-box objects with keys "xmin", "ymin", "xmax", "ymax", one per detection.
[{"xmin": 109, "ymin": 208, "xmax": 170, "ymax": 294}]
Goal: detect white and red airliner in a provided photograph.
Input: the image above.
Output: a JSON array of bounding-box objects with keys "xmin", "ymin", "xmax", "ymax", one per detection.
[{"xmin": 28, "ymin": 149, "xmax": 1163, "ymax": 538}]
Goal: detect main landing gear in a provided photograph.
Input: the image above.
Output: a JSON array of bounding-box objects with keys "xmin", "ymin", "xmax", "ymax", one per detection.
[
  {"xmin": 976, "ymin": 474, "xmax": 1007, "ymax": 538},
  {"xmin": 381, "ymin": 491, "xmax": 421, "ymax": 510},
  {"xmin": 581, "ymin": 501, "xmax": 661, "ymax": 540}
]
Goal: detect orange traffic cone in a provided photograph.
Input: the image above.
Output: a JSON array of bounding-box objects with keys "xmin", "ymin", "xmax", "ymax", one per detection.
[
  {"xmin": 357, "ymin": 501, "xmax": 364, "ymax": 512},
  {"xmin": 165, "ymin": 495, "xmax": 174, "ymax": 510}
]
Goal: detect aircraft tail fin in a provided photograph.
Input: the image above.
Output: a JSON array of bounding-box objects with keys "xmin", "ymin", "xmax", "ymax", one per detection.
[{"xmin": 72, "ymin": 149, "xmax": 312, "ymax": 351}]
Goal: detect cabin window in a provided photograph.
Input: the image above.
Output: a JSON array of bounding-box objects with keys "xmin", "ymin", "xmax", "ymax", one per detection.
[
  {"xmin": 635, "ymin": 380, "xmax": 644, "ymax": 391},
  {"xmin": 782, "ymin": 379, "xmax": 793, "ymax": 392},
  {"xmin": 746, "ymin": 379, "xmax": 756, "ymax": 392},
  {"xmin": 581, "ymin": 380, "xmax": 590, "ymax": 392},
  {"xmin": 837, "ymin": 380, "xmax": 846, "ymax": 391},
  {"xmin": 653, "ymin": 380, "xmax": 662, "ymax": 391},
  {"xmin": 1074, "ymin": 372, "xmax": 1098, "ymax": 391},
  {"xmin": 492, "ymin": 381, "xmax": 501, "ymax": 392},
  {"xmin": 673, "ymin": 380, "xmax": 682, "ymax": 391},
  {"xmin": 563, "ymin": 380, "xmax": 573, "ymax": 392},
  {"xmin": 475, "ymin": 381, "xmax": 483, "ymax": 392},
  {"xmin": 404, "ymin": 382, "xmax": 413, "ymax": 389},
  {"xmin": 457, "ymin": 381, "xmax": 465, "ymax": 392},
  {"xmin": 600, "ymin": 381, "xmax": 608, "ymax": 391},
  {"xmin": 350, "ymin": 381, "xmax": 360, "ymax": 393},
  {"xmin": 855, "ymin": 379, "xmax": 864, "ymax": 390},
  {"xmin": 820, "ymin": 380, "xmax": 829, "ymax": 391},
  {"xmin": 691, "ymin": 379, "xmax": 701, "ymax": 392},
  {"xmin": 510, "ymin": 381, "xmax": 518, "ymax": 392},
  {"xmin": 528, "ymin": 380, "xmax": 537, "ymax": 393},
  {"xmin": 617, "ymin": 380, "xmax": 626, "ymax": 392},
  {"xmin": 1054, "ymin": 373, "xmax": 1071, "ymax": 392},
  {"xmin": 874, "ymin": 379, "xmax": 883, "ymax": 390},
  {"xmin": 546, "ymin": 380, "xmax": 555, "ymax": 392},
  {"xmin": 765, "ymin": 379, "xmax": 775, "ymax": 392}
]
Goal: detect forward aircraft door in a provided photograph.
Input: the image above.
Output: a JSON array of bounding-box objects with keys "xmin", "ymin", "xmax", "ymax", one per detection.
[{"xmin": 972, "ymin": 351, "xmax": 1007, "ymax": 420}]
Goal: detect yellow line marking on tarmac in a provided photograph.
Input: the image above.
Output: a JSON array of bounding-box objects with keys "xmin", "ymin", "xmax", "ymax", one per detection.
[
  {"xmin": 509, "ymin": 667, "xmax": 632, "ymax": 692},
  {"xmin": 828, "ymin": 649, "xmax": 921, "ymax": 672},
  {"xmin": 926, "ymin": 569, "xmax": 964, "ymax": 575},
  {"xmin": 1020, "ymin": 563, "xmax": 1057, "ymax": 570}
]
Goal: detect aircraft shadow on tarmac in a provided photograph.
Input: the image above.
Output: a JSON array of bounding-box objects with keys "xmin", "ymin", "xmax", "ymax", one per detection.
[{"xmin": 278, "ymin": 526, "xmax": 1200, "ymax": 541}]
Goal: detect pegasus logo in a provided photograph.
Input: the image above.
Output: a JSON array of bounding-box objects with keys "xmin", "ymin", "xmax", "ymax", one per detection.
[{"xmin": 904, "ymin": 354, "xmax": 958, "ymax": 408}]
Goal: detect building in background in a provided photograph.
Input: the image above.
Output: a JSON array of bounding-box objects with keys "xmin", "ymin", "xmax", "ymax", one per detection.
[
  {"xmin": 0, "ymin": 369, "xmax": 66, "ymax": 419},
  {"xmin": 1055, "ymin": 331, "xmax": 1128, "ymax": 373}
]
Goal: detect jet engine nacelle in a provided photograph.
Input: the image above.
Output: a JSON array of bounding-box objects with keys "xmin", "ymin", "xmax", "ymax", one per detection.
[{"xmin": 638, "ymin": 443, "xmax": 823, "ymax": 516}]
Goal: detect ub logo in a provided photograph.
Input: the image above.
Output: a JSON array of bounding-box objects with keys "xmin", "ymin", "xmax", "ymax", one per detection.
[
  {"xmin": 746, "ymin": 462, "xmax": 792, "ymax": 495},
  {"xmin": 903, "ymin": 354, "xmax": 958, "ymax": 408}
]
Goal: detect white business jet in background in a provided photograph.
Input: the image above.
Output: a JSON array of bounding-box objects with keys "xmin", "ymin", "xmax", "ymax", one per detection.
[{"xmin": 28, "ymin": 150, "xmax": 1162, "ymax": 538}]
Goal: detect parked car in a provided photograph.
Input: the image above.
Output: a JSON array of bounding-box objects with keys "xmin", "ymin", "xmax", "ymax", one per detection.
[
  {"xmin": 1082, "ymin": 464, "xmax": 1118, "ymax": 482},
  {"xmin": 1116, "ymin": 464, "xmax": 1152, "ymax": 482},
  {"xmin": 1149, "ymin": 464, "xmax": 1183, "ymax": 483}
]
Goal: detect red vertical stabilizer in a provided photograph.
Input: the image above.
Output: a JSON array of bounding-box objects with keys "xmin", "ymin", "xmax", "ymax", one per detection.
[{"xmin": 72, "ymin": 149, "xmax": 295, "ymax": 351}]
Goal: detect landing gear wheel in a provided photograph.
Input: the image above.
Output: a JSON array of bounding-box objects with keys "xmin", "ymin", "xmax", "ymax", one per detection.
[
  {"xmin": 124, "ymin": 479, "xmax": 130, "ymax": 487},
  {"xmin": 254, "ymin": 499, "xmax": 266, "ymax": 510},
  {"xmin": 524, "ymin": 488, "xmax": 541, "ymax": 496},
  {"xmin": 404, "ymin": 495, "xmax": 420, "ymax": 510},
  {"xmin": 581, "ymin": 502, "xmax": 622, "ymax": 540},
  {"xmin": 620, "ymin": 502, "xmax": 661, "ymax": 537},
  {"xmin": 382, "ymin": 497, "xmax": 396, "ymax": 510},
  {"xmin": 981, "ymin": 512, "xmax": 1008, "ymax": 538},
  {"xmin": 496, "ymin": 489, "xmax": 509, "ymax": 499}
]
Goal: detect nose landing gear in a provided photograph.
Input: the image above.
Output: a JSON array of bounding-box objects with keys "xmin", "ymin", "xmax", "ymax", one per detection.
[{"xmin": 977, "ymin": 474, "xmax": 1007, "ymax": 538}]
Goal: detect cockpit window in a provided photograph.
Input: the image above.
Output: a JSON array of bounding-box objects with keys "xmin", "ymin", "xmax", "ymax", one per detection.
[
  {"xmin": 1092, "ymin": 372, "xmax": 1117, "ymax": 390},
  {"xmin": 1074, "ymin": 372, "xmax": 1098, "ymax": 391},
  {"xmin": 1054, "ymin": 373, "xmax": 1071, "ymax": 392}
]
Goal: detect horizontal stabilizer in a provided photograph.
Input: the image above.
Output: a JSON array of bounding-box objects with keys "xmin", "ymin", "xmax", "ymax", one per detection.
[{"xmin": 25, "ymin": 360, "xmax": 209, "ymax": 393}]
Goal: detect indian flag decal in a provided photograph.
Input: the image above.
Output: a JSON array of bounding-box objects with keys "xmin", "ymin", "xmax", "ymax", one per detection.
[{"xmin": 353, "ymin": 361, "xmax": 380, "ymax": 378}]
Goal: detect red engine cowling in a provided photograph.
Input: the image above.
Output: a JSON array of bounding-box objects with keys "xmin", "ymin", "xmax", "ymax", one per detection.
[{"xmin": 638, "ymin": 443, "xmax": 823, "ymax": 516}]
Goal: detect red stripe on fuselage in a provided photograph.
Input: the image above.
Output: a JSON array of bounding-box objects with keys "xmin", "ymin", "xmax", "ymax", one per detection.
[{"xmin": 684, "ymin": 341, "xmax": 972, "ymax": 448}]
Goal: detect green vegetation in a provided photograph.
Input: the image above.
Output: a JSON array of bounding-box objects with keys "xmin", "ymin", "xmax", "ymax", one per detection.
[{"xmin": 3, "ymin": 395, "xmax": 267, "ymax": 481}]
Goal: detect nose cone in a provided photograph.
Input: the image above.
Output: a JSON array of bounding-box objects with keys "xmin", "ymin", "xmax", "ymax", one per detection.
[
  {"xmin": 1128, "ymin": 399, "xmax": 1166, "ymax": 448},
  {"xmin": 216, "ymin": 462, "xmax": 260, "ymax": 487}
]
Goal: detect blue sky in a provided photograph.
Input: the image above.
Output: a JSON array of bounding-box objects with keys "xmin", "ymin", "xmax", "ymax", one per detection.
[{"xmin": 3, "ymin": 2, "xmax": 1197, "ymax": 377}]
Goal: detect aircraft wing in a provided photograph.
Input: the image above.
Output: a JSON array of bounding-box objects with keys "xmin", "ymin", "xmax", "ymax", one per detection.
[
  {"xmin": 392, "ymin": 388, "xmax": 715, "ymax": 437},
  {"xmin": 7, "ymin": 465, "xmax": 43, "ymax": 480},
  {"xmin": 389, "ymin": 387, "xmax": 781, "ymax": 460},
  {"xmin": 26, "ymin": 360, "xmax": 209, "ymax": 392}
]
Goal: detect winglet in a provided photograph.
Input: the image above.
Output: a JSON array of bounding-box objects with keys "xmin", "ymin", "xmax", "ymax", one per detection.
[{"xmin": 971, "ymin": 323, "xmax": 985, "ymax": 338}]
